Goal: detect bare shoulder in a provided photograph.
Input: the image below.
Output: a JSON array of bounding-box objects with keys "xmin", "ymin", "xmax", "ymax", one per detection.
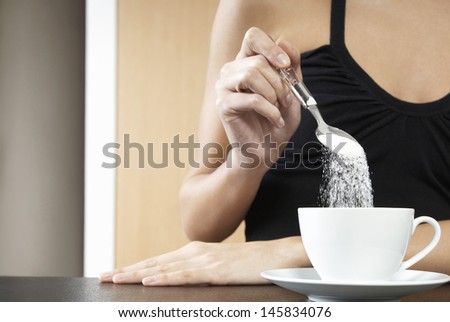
[{"xmin": 214, "ymin": 0, "xmax": 330, "ymax": 54}]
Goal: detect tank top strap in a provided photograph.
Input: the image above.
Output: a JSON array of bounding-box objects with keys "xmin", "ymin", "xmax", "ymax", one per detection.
[{"xmin": 330, "ymin": 0, "xmax": 346, "ymax": 47}]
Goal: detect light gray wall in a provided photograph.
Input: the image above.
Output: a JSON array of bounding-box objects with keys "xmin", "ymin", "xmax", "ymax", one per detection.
[{"xmin": 0, "ymin": 0, "xmax": 85, "ymax": 276}]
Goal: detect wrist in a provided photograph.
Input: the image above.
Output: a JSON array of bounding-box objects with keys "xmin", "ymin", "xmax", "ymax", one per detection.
[
  {"xmin": 226, "ymin": 146, "xmax": 274, "ymax": 176},
  {"xmin": 273, "ymin": 236, "xmax": 312, "ymax": 268}
]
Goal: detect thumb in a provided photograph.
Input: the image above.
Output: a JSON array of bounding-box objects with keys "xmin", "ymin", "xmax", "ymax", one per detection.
[
  {"xmin": 236, "ymin": 27, "xmax": 291, "ymax": 69},
  {"xmin": 277, "ymin": 40, "xmax": 303, "ymax": 80}
]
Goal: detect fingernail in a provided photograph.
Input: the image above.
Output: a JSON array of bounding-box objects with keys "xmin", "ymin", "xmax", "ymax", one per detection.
[
  {"xmin": 142, "ymin": 276, "xmax": 157, "ymax": 285},
  {"xmin": 99, "ymin": 272, "xmax": 113, "ymax": 281},
  {"xmin": 277, "ymin": 53, "xmax": 290, "ymax": 66},
  {"xmin": 113, "ymin": 273, "xmax": 125, "ymax": 283},
  {"xmin": 278, "ymin": 117, "xmax": 285, "ymax": 128},
  {"xmin": 285, "ymin": 93, "xmax": 292, "ymax": 106}
]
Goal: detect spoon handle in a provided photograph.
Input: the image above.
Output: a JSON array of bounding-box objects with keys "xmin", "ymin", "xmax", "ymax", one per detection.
[{"xmin": 279, "ymin": 68, "xmax": 317, "ymax": 108}]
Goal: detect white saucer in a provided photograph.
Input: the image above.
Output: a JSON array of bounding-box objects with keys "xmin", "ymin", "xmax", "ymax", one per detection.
[{"xmin": 261, "ymin": 268, "xmax": 450, "ymax": 302}]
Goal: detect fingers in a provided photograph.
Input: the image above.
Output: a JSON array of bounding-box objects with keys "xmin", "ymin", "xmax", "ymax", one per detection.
[
  {"xmin": 236, "ymin": 27, "xmax": 291, "ymax": 69},
  {"xmin": 112, "ymin": 259, "xmax": 206, "ymax": 285},
  {"xmin": 217, "ymin": 92, "xmax": 285, "ymax": 128},
  {"xmin": 99, "ymin": 241, "xmax": 218, "ymax": 286},
  {"xmin": 217, "ymin": 54, "xmax": 295, "ymax": 128},
  {"xmin": 278, "ymin": 40, "xmax": 302, "ymax": 80},
  {"xmin": 99, "ymin": 245, "xmax": 196, "ymax": 283},
  {"xmin": 215, "ymin": 27, "xmax": 300, "ymax": 130},
  {"xmin": 142, "ymin": 268, "xmax": 215, "ymax": 286},
  {"xmin": 220, "ymin": 55, "xmax": 292, "ymax": 108},
  {"xmin": 236, "ymin": 27, "xmax": 300, "ymax": 74}
]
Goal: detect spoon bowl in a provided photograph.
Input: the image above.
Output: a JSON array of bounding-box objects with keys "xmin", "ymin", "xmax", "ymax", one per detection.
[{"xmin": 279, "ymin": 68, "xmax": 364, "ymax": 157}]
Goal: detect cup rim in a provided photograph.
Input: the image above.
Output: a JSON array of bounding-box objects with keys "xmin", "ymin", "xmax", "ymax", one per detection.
[{"xmin": 298, "ymin": 207, "xmax": 415, "ymax": 212}]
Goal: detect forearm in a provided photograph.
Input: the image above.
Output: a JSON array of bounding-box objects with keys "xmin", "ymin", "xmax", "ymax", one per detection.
[
  {"xmin": 179, "ymin": 150, "xmax": 269, "ymax": 242},
  {"xmin": 406, "ymin": 219, "xmax": 450, "ymax": 275}
]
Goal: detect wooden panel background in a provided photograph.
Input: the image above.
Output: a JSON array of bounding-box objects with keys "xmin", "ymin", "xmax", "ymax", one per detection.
[{"xmin": 116, "ymin": 0, "xmax": 244, "ymax": 268}]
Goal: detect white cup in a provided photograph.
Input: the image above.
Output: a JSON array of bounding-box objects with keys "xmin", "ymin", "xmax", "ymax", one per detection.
[{"xmin": 298, "ymin": 207, "xmax": 441, "ymax": 283}]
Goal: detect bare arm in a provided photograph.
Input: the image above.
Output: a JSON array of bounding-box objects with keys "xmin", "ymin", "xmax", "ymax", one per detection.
[
  {"xmin": 180, "ymin": 0, "xmax": 330, "ymax": 242},
  {"xmin": 179, "ymin": 0, "xmax": 311, "ymax": 242},
  {"xmin": 177, "ymin": 0, "xmax": 337, "ymax": 242}
]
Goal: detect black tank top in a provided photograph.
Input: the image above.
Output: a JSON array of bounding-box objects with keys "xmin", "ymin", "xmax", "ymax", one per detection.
[{"xmin": 244, "ymin": 0, "xmax": 450, "ymax": 241}]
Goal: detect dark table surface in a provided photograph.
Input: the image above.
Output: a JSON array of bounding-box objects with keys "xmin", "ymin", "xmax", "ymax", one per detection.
[{"xmin": 0, "ymin": 277, "xmax": 449, "ymax": 302}]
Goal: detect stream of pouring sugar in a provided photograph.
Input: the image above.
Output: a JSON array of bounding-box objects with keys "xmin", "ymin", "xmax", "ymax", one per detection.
[{"xmin": 318, "ymin": 134, "xmax": 374, "ymax": 207}]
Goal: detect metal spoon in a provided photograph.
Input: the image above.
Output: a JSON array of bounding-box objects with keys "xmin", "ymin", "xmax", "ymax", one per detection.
[{"xmin": 279, "ymin": 68, "xmax": 364, "ymax": 157}]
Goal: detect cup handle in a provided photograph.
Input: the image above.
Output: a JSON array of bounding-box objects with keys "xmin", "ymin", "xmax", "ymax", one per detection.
[{"xmin": 399, "ymin": 216, "xmax": 441, "ymax": 271}]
